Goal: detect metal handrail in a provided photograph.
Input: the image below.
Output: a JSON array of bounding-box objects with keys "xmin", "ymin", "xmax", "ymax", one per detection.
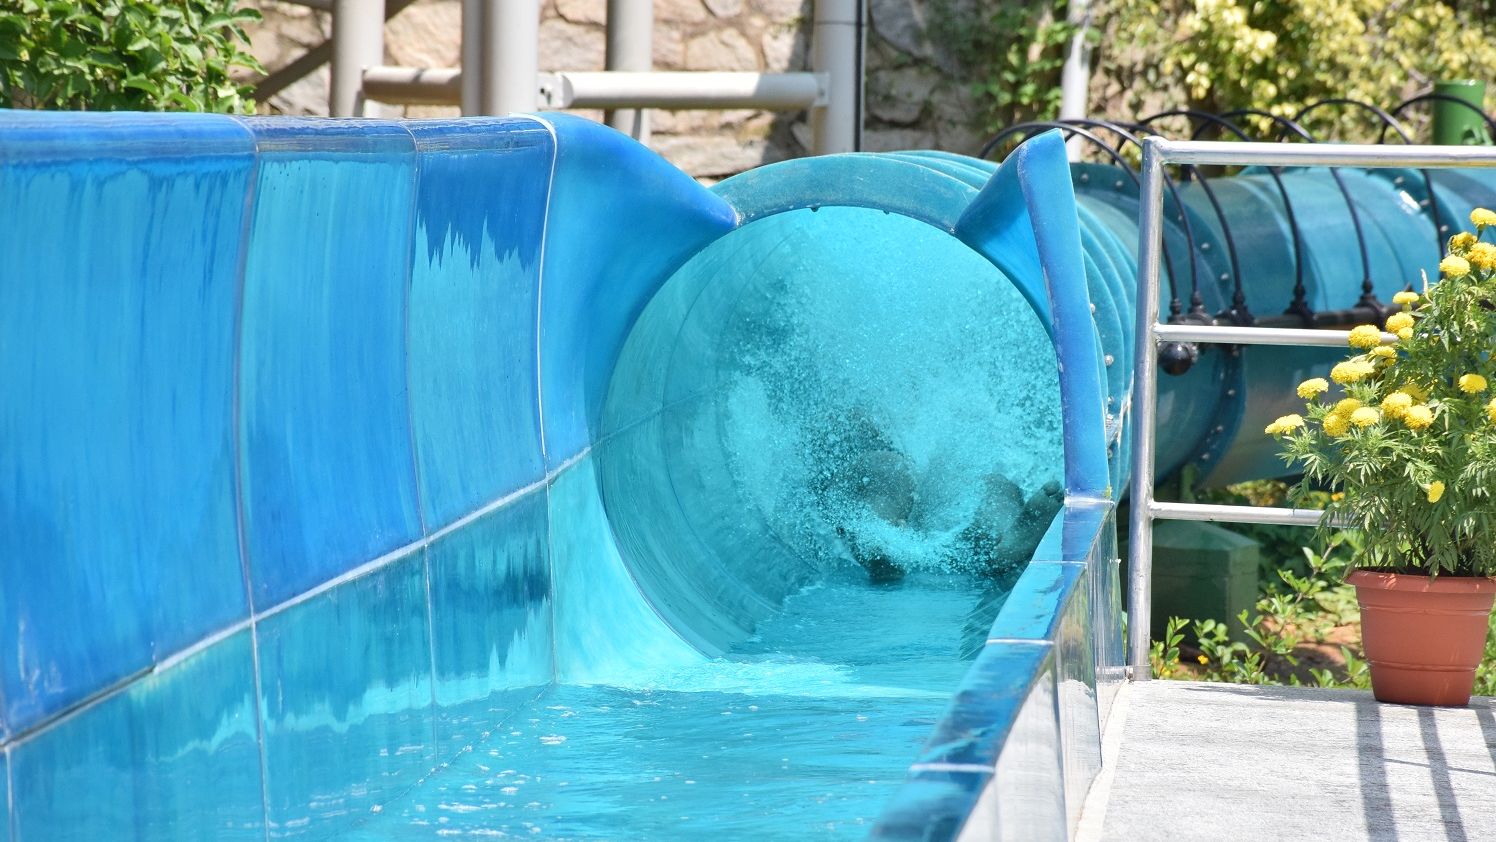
[{"xmin": 1126, "ymin": 139, "xmax": 1496, "ymax": 679}]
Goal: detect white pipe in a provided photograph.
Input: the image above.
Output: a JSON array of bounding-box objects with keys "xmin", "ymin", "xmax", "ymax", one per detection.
[
  {"xmin": 1059, "ymin": 0, "xmax": 1092, "ymax": 160},
  {"xmin": 606, "ymin": 0, "xmax": 654, "ymax": 141},
  {"xmin": 811, "ymin": 0, "xmax": 859, "ymax": 154},
  {"xmin": 1149, "ymin": 502, "xmax": 1337, "ymax": 528},
  {"xmin": 484, "ymin": 0, "xmax": 540, "ymax": 113},
  {"xmin": 1153, "ymin": 324, "xmax": 1397, "ymax": 347},
  {"xmin": 331, "ymin": 0, "xmax": 385, "ymax": 117},
  {"xmin": 363, "ymin": 66, "xmax": 462, "ymax": 105},
  {"xmin": 543, "ymin": 71, "xmax": 825, "ymax": 110}
]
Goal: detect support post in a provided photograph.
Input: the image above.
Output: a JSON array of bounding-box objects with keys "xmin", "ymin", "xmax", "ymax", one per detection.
[
  {"xmin": 810, "ymin": 0, "xmax": 861, "ymax": 155},
  {"xmin": 606, "ymin": 0, "xmax": 654, "ymax": 141},
  {"xmin": 331, "ymin": 0, "xmax": 385, "ymax": 117},
  {"xmin": 1058, "ymin": 0, "xmax": 1091, "ymax": 161},
  {"xmin": 482, "ymin": 0, "xmax": 541, "ymax": 114},
  {"xmin": 461, "ymin": 0, "xmax": 482, "ymax": 114},
  {"xmin": 1127, "ymin": 138, "xmax": 1166, "ymax": 680}
]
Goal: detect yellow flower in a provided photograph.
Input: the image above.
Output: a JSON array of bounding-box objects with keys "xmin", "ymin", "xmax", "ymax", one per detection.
[
  {"xmin": 1350, "ymin": 407, "xmax": 1380, "ymax": 427},
  {"xmin": 1397, "ymin": 328, "xmax": 1413, "ymax": 341},
  {"xmin": 1297, "ymin": 377, "xmax": 1329, "ymax": 400},
  {"xmin": 1196, "ymin": 654, "xmax": 1209, "ymax": 665},
  {"xmin": 1333, "ymin": 397, "xmax": 1362, "ymax": 416},
  {"xmin": 1441, "ymin": 255, "xmax": 1472, "ymax": 278},
  {"xmin": 1381, "ymin": 391, "xmax": 1413, "ymax": 418},
  {"xmin": 1330, "ymin": 360, "xmax": 1375, "ymax": 384},
  {"xmin": 1469, "ymin": 242, "xmax": 1496, "ymax": 271},
  {"xmin": 1392, "ymin": 290, "xmax": 1420, "ymax": 307},
  {"xmin": 1330, "ymin": 491, "xmax": 1345, "ymax": 501},
  {"xmin": 1487, "ymin": 398, "xmax": 1496, "ymax": 424},
  {"xmin": 1471, "ymin": 208, "xmax": 1496, "ymax": 227},
  {"xmin": 1450, "ymin": 231, "xmax": 1478, "ymax": 251},
  {"xmin": 1264, "ymin": 414, "xmax": 1305, "ymax": 435},
  {"xmin": 1403, "ymin": 404, "xmax": 1434, "ymax": 430},
  {"xmin": 1322, "ymin": 413, "xmax": 1351, "ymax": 437},
  {"xmin": 1427, "ymin": 480, "xmax": 1445, "ymax": 503},
  {"xmin": 1402, "ymin": 383, "xmax": 1429, "ymax": 401},
  {"xmin": 1385, "ymin": 312, "xmax": 1415, "ymax": 334},
  {"xmin": 1347, "ymin": 324, "xmax": 1381, "ymax": 349},
  {"xmin": 1369, "ymin": 346, "xmax": 1397, "ymax": 361},
  {"xmin": 1459, "ymin": 373, "xmax": 1488, "ymax": 394}
]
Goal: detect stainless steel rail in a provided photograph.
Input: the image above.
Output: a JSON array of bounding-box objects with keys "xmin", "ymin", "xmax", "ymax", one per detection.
[{"xmin": 1126, "ymin": 139, "xmax": 1496, "ymax": 679}]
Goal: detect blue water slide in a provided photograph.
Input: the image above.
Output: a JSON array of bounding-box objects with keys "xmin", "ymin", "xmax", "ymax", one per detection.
[{"xmin": 1, "ymin": 108, "xmax": 1484, "ymax": 840}]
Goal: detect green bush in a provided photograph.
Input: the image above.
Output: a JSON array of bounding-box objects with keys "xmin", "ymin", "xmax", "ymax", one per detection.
[
  {"xmin": 947, "ymin": 1, "xmax": 1496, "ymax": 144},
  {"xmin": 0, "ymin": 0, "xmax": 262, "ymax": 113},
  {"xmin": 1096, "ymin": 0, "xmax": 1496, "ymax": 140}
]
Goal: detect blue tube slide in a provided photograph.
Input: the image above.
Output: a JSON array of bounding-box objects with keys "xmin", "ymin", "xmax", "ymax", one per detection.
[{"xmin": 0, "ymin": 109, "xmax": 1485, "ymax": 839}]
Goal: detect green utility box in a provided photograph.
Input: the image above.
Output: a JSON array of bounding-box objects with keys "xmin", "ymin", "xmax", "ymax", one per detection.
[
  {"xmin": 1150, "ymin": 520, "xmax": 1260, "ymax": 644},
  {"xmin": 1432, "ymin": 80, "xmax": 1490, "ymax": 146}
]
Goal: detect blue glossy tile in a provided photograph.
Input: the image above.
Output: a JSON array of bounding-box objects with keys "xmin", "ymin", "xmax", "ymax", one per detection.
[
  {"xmin": 256, "ymin": 551, "xmax": 434, "ymax": 837},
  {"xmin": 1052, "ymin": 564, "xmax": 1100, "ymax": 832},
  {"xmin": 2, "ymin": 748, "xmax": 10, "ymax": 842},
  {"xmin": 427, "ymin": 488, "xmax": 552, "ymax": 753},
  {"xmin": 0, "ymin": 112, "xmax": 254, "ymax": 730},
  {"xmin": 988, "ymin": 665, "xmax": 1066, "ymax": 841},
  {"xmin": 534, "ymin": 115, "xmax": 737, "ymax": 465},
  {"xmin": 986, "ymin": 562, "xmax": 1086, "ymax": 643},
  {"xmin": 917, "ymin": 643, "xmax": 1052, "ymax": 769},
  {"xmin": 10, "ymin": 630, "xmax": 264, "ymax": 841},
  {"xmin": 406, "ymin": 119, "xmax": 552, "ymax": 528},
  {"xmin": 237, "ymin": 119, "xmax": 423, "ymax": 608},
  {"xmin": 871, "ymin": 769, "xmax": 994, "ymax": 842}
]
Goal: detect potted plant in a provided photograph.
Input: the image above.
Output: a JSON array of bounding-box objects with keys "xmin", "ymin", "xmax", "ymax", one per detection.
[{"xmin": 1266, "ymin": 208, "xmax": 1496, "ymax": 706}]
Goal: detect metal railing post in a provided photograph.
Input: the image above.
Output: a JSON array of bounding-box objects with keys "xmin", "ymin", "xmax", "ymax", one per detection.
[
  {"xmin": 1126, "ymin": 138, "xmax": 1167, "ymax": 679},
  {"xmin": 1121, "ymin": 139, "xmax": 1496, "ymax": 684},
  {"xmin": 606, "ymin": 0, "xmax": 654, "ymax": 141},
  {"xmin": 331, "ymin": 0, "xmax": 385, "ymax": 117}
]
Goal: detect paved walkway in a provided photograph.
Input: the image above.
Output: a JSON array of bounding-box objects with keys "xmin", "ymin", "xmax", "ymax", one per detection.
[{"xmin": 1078, "ymin": 681, "xmax": 1496, "ymax": 842}]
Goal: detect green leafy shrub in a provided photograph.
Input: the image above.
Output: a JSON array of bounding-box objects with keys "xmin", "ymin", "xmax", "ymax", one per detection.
[
  {"xmin": 0, "ymin": 0, "xmax": 262, "ymax": 113},
  {"xmin": 1094, "ymin": 0, "xmax": 1496, "ymax": 140},
  {"xmin": 931, "ymin": 0, "xmax": 1090, "ymax": 135}
]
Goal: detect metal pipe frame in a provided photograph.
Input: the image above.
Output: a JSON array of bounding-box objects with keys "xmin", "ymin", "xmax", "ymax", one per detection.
[
  {"xmin": 330, "ymin": 0, "xmax": 385, "ymax": 117},
  {"xmin": 1154, "ymin": 324, "xmax": 1396, "ymax": 347},
  {"xmin": 363, "ymin": 66, "xmax": 461, "ymax": 106},
  {"xmin": 1126, "ymin": 139, "xmax": 1496, "ymax": 680},
  {"xmin": 541, "ymin": 71, "xmax": 826, "ymax": 110},
  {"xmin": 605, "ymin": 0, "xmax": 654, "ymax": 141},
  {"xmin": 1149, "ymin": 502, "xmax": 1333, "ymax": 527},
  {"xmin": 483, "ymin": 0, "xmax": 540, "ymax": 114},
  {"xmin": 364, "ymin": 68, "xmax": 825, "ymax": 111},
  {"xmin": 811, "ymin": 0, "xmax": 861, "ymax": 154}
]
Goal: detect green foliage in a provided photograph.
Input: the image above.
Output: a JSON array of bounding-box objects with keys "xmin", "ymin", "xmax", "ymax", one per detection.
[
  {"xmin": 931, "ymin": 0, "xmax": 1088, "ymax": 134},
  {"xmin": 1154, "ymin": 531, "xmax": 1495, "ymax": 694},
  {"xmin": 0, "ymin": 0, "xmax": 262, "ymax": 113},
  {"xmin": 1091, "ymin": 0, "xmax": 1496, "ymax": 141},
  {"xmin": 1272, "ymin": 221, "xmax": 1496, "ymax": 578}
]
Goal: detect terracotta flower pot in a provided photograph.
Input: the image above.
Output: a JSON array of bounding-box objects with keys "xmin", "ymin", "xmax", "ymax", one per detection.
[{"xmin": 1348, "ymin": 569, "xmax": 1496, "ymax": 706}]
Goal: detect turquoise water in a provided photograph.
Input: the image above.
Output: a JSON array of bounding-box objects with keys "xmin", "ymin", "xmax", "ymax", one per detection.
[
  {"xmin": 353, "ymin": 571, "xmax": 996, "ymax": 839},
  {"xmin": 327, "ymin": 206, "xmax": 1065, "ymax": 839}
]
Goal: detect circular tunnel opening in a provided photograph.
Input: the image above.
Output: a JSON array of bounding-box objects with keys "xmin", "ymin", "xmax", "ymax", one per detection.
[{"xmin": 595, "ymin": 205, "xmax": 1066, "ymax": 657}]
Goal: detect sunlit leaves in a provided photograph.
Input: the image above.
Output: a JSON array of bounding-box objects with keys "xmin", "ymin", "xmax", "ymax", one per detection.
[{"xmin": 0, "ymin": 0, "xmax": 262, "ymax": 113}]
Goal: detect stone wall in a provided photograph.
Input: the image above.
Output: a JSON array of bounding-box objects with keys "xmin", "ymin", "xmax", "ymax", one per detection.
[{"xmin": 243, "ymin": 0, "xmax": 991, "ymax": 179}]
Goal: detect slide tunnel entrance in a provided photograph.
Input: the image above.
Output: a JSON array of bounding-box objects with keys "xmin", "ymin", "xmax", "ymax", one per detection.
[{"xmin": 595, "ymin": 204, "xmax": 1067, "ymax": 655}]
